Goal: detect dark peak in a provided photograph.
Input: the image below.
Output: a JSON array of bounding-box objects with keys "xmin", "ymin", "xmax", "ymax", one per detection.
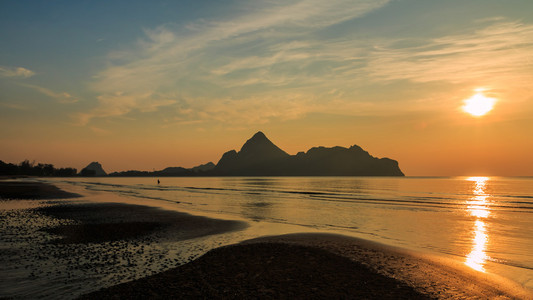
[
  {"xmin": 81, "ymin": 161, "xmax": 107, "ymax": 176},
  {"xmin": 349, "ymin": 145, "xmax": 364, "ymax": 152},
  {"xmin": 349, "ymin": 145, "xmax": 370, "ymax": 156},
  {"xmin": 240, "ymin": 132, "xmax": 289, "ymax": 158},
  {"xmin": 84, "ymin": 161, "xmax": 103, "ymax": 169},
  {"xmin": 245, "ymin": 131, "xmax": 271, "ymax": 145},
  {"xmin": 249, "ymin": 131, "xmax": 267, "ymax": 142},
  {"xmin": 240, "ymin": 132, "xmax": 270, "ymax": 151}
]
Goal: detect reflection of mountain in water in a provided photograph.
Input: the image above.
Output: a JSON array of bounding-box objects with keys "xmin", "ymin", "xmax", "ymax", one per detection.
[{"xmin": 213, "ymin": 132, "xmax": 404, "ymax": 176}]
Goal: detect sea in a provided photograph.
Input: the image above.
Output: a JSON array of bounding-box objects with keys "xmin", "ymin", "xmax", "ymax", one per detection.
[{"xmin": 1, "ymin": 176, "xmax": 533, "ymax": 298}]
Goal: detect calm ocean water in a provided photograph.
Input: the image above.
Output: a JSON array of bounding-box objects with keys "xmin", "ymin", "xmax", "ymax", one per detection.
[
  {"xmin": 55, "ymin": 176, "xmax": 533, "ymax": 287},
  {"xmin": 2, "ymin": 176, "xmax": 533, "ymax": 298}
]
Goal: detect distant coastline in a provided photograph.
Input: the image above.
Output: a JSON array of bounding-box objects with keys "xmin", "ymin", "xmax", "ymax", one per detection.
[{"xmin": 1, "ymin": 131, "xmax": 404, "ymax": 177}]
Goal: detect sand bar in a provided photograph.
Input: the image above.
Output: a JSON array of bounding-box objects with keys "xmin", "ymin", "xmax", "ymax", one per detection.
[
  {"xmin": 82, "ymin": 232, "xmax": 533, "ymax": 299},
  {"xmin": 246, "ymin": 233, "xmax": 533, "ymax": 299},
  {"xmin": 80, "ymin": 241, "xmax": 429, "ymax": 299},
  {"xmin": 38, "ymin": 202, "xmax": 248, "ymax": 244}
]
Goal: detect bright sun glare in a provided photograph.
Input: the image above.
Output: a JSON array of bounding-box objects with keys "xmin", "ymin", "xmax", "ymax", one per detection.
[{"xmin": 462, "ymin": 89, "xmax": 497, "ymax": 117}]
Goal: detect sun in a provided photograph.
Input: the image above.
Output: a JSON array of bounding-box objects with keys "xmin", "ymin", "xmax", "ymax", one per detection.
[{"xmin": 462, "ymin": 89, "xmax": 497, "ymax": 117}]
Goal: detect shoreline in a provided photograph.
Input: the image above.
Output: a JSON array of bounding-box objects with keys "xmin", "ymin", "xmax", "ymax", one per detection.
[
  {"xmin": 2, "ymin": 179, "xmax": 532, "ymax": 299},
  {"xmin": 37, "ymin": 202, "xmax": 248, "ymax": 244},
  {"xmin": 0, "ymin": 180, "xmax": 248, "ymax": 299}
]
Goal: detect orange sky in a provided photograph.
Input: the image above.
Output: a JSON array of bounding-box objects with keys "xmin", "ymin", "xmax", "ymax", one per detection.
[{"xmin": 1, "ymin": 1, "xmax": 533, "ymax": 176}]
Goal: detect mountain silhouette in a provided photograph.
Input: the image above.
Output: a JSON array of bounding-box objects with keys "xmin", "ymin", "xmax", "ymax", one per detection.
[
  {"xmin": 190, "ymin": 162, "xmax": 215, "ymax": 173},
  {"xmin": 158, "ymin": 167, "xmax": 190, "ymax": 175},
  {"xmin": 108, "ymin": 162, "xmax": 215, "ymax": 177},
  {"xmin": 80, "ymin": 162, "xmax": 107, "ymax": 176},
  {"xmin": 239, "ymin": 131, "xmax": 289, "ymax": 161},
  {"xmin": 215, "ymin": 131, "xmax": 290, "ymax": 175},
  {"xmin": 286, "ymin": 145, "xmax": 404, "ymax": 176},
  {"xmin": 213, "ymin": 132, "xmax": 403, "ymax": 176},
  {"xmin": 104, "ymin": 131, "xmax": 404, "ymax": 177}
]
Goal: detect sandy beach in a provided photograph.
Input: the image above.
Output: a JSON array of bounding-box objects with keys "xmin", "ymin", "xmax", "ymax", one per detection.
[{"xmin": 1, "ymin": 180, "xmax": 533, "ymax": 299}]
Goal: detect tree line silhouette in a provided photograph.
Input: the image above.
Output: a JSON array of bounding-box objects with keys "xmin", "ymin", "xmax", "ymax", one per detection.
[{"xmin": 0, "ymin": 160, "xmax": 77, "ymax": 176}]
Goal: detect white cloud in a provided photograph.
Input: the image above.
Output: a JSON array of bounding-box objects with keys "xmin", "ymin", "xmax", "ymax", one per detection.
[{"xmin": 0, "ymin": 66, "xmax": 35, "ymax": 78}]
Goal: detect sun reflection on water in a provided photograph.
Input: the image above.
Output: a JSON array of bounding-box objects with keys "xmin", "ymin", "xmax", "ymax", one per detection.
[{"xmin": 464, "ymin": 176, "xmax": 491, "ymax": 272}]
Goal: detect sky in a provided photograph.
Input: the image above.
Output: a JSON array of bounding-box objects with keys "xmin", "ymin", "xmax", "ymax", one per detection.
[{"xmin": 1, "ymin": 0, "xmax": 533, "ymax": 176}]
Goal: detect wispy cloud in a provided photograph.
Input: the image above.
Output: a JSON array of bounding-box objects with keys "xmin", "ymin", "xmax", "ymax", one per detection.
[
  {"xmin": 181, "ymin": 93, "xmax": 316, "ymax": 125},
  {"xmin": 19, "ymin": 83, "xmax": 79, "ymax": 104},
  {"xmin": 84, "ymin": 0, "xmax": 390, "ymax": 125},
  {"xmin": 364, "ymin": 20, "xmax": 533, "ymax": 85},
  {"xmin": 1, "ymin": 102, "xmax": 31, "ymax": 110},
  {"xmin": 0, "ymin": 66, "xmax": 35, "ymax": 78},
  {"xmin": 77, "ymin": 92, "xmax": 176, "ymax": 125},
  {"xmin": 85, "ymin": 1, "xmax": 533, "ymax": 127},
  {"xmin": 90, "ymin": 126, "xmax": 112, "ymax": 136}
]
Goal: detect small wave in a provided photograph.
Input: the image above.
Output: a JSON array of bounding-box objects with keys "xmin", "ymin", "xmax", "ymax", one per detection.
[
  {"xmin": 500, "ymin": 194, "xmax": 533, "ymax": 200},
  {"xmin": 490, "ymin": 258, "xmax": 533, "ymax": 271}
]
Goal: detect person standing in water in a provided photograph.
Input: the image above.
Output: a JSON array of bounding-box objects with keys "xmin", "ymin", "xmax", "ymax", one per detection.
[{"xmin": 157, "ymin": 179, "xmax": 160, "ymax": 184}]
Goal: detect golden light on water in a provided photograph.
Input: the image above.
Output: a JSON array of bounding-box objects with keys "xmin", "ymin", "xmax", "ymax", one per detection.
[
  {"xmin": 467, "ymin": 176, "xmax": 490, "ymax": 219},
  {"xmin": 464, "ymin": 176, "xmax": 491, "ymax": 272},
  {"xmin": 462, "ymin": 90, "xmax": 497, "ymax": 117},
  {"xmin": 468, "ymin": 195, "xmax": 490, "ymax": 218},
  {"xmin": 465, "ymin": 220, "xmax": 489, "ymax": 272}
]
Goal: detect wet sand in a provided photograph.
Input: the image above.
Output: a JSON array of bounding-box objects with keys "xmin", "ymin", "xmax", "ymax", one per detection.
[
  {"xmin": 81, "ymin": 233, "xmax": 533, "ymax": 299},
  {"xmin": 0, "ymin": 181, "xmax": 248, "ymax": 298},
  {"xmin": 246, "ymin": 233, "xmax": 533, "ymax": 299},
  {"xmin": 1, "ymin": 180, "xmax": 247, "ymax": 245},
  {"xmin": 0, "ymin": 181, "xmax": 81, "ymax": 200},
  {"xmin": 80, "ymin": 242, "xmax": 429, "ymax": 299},
  {"xmin": 38, "ymin": 202, "xmax": 248, "ymax": 244},
  {"xmin": 2, "ymin": 180, "xmax": 533, "ymax": 299}
]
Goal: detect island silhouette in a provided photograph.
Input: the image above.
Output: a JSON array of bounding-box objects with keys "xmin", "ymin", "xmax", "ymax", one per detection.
[
  {"xmin": 108, "ymin": 131, "xmax": 404, "ymax": 177},
  {"xmin": 80, "ymin": 162, "xmax": 107, "ymax": 177}
]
